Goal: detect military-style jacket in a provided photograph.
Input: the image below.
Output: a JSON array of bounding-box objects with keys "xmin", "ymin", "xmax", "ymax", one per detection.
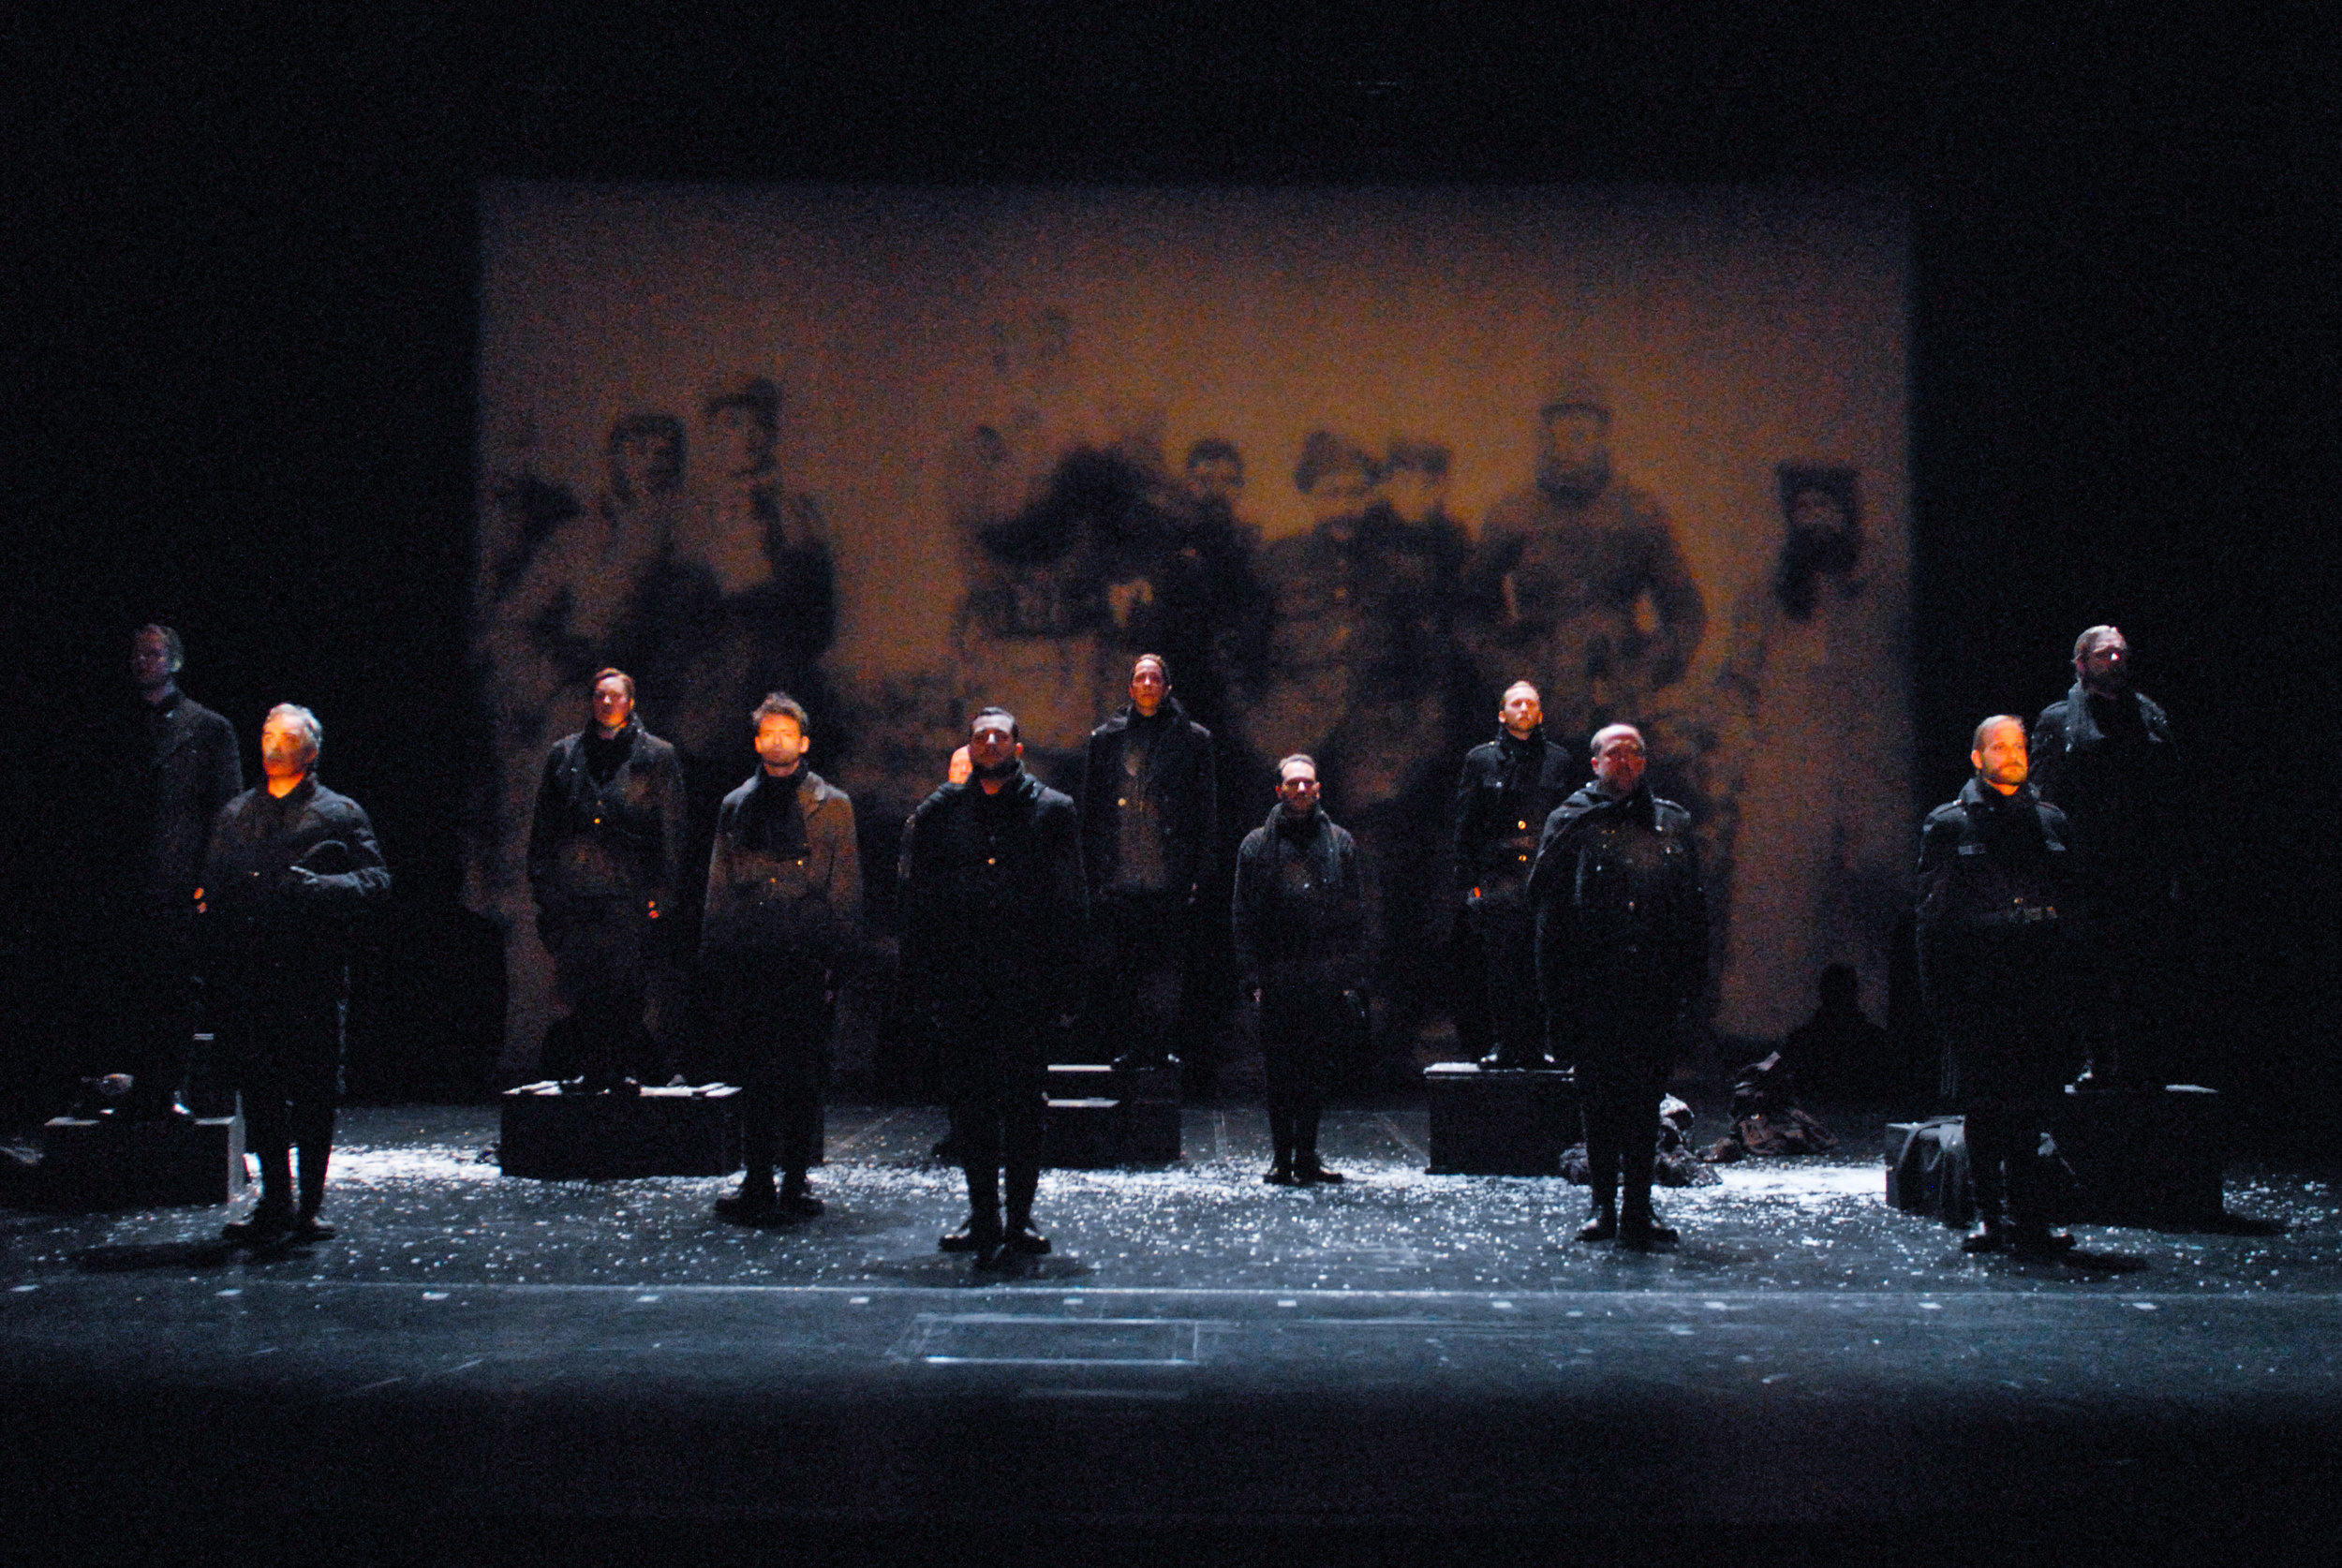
[
  {"xmin": 1079, "ymin": 698, "xmax": 1217, "ymax": 897},
  {"xmin": 1452, "ymin": 727, "xmax": 1579, "ymax": 895},
  {"xmin": 526, "ymin": 720, "xmax": 687, "ymax": 922},
  {"xmin": 2029, "ymin": 682, "xmax": 2181, "ymax": 896},
  {"xmin": 701, "ymin": 767, "xmax": 861, "ymax": 963},
  {"xmin": 1528, "ymin": 784, "xmax": 1708, "ymax": 1013},
  {"xmin": 200, "ymin": 775, "xmax": 391, "ymax": 965},
  {"xmin": 1232, "ymin": 806, "xmax": 1365, "ymax": 986},
  {"xmin": 101, "ymin": 689, "xmax": 244, "ymax": 915},
  {"xmin": 1913, "ymin": 777, "xmax": 2073, "ymax": 1028},
  {"xmin": 900, "ymin": 766, "xmax": 1088, "ymax": 1018}
]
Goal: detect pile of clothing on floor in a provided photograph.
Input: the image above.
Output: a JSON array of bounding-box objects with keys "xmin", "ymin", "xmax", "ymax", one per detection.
[
  {"xmin": 1703, "ymin": 1051, "xmax": 1838, "ymax": 1161},
  {"xmin": 1564, "ymin": 1094, "xmax": 1720, "ymax": 1188}
]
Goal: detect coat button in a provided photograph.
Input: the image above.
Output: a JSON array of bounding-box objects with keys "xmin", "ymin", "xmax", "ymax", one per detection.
[
  {"xmin": 1518, "ymin": 821, "xmax": 1528, "ymax": 830},
  {"xmin": 1117, "ymin": 798, "xmax": 1128, "ymax": 806},
  {"xmin": 1519, "ymin": 853, "xmax": 1529, "ymax": 862},
  {"xmin": 986, "ymin": 857, "xmax": 996, "ymax": 865}
]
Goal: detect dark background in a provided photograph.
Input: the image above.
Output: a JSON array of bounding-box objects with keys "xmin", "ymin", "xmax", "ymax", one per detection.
[{"xmin": 7, "ymin": 9, "xmax": 2334, "ymax": 1123}]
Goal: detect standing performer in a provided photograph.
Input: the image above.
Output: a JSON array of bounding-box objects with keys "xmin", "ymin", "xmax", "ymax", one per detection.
[
  {"xmin": 526, "ymin": 668, "xmax": 687, "ymax": 1090},
  {"xmin": 200, "ymin": 704, "xmax": 390, "ymax": 1244},
  {"xmin": 902, "ymin": 709, "xmax": 1088, "ymax": 1269},
  {"xmin": 1234, "ymin": 754, "xmax": 1365, "ymax": 1187},
  {"xmin": 1916, "ymin": 716, "xmax": 2079, "ymax": 1258},
  {"xmin": 703, "ymin": 694, "xmax": 861, "ymax": 1222},
  {"xmin": 1530, "ymin": 724, "xmax": 1707, "ymax": 1249},
  {"xmin": 1080, "ymin": 654, "xmax": 1217, "ymax": 1072},
  {"xmin": 1452, "ymin": 680, "xmax": 1579, "ymax": 1070},
  {"xmin": 2029, "ymin": 625, "xmax": 2185, "ymax": 1085},
  {"xmin": 88, "ymin": 625, "xmax": 243, "ymax": 1117}
]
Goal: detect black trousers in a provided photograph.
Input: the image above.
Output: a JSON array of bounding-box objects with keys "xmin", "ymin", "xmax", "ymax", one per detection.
[
  {"xmin": 1570, "ymin": 991, "xmax": 1681, "ymax": 1222},
  {"xmin": 1259, "ymin": 964, "xmax": 1345, "ymax": 1162},
  {"xmin": 215, "ymin": 950, "xmax": 345, "ymax": 1218},
  {"xmin": 704, "ymin": 951, "xmax": 829, "ymax": 1184},
  {"xmin": 1468, "ymin": 881, "xmax": 1544, "ymax": 1061},
  {"xmin": 939, "ymin": 1014, "xmax": 1051, "ymax": 1238},
  {"xmin": 85, "ymin": 910, "xmax": 199, "ymax": 1115},
  {"xmin": 544, "ymin": 910, "xmax": 658, "ymax": 1086},
  {"xmin": 1093, "ymin": 891, "xmax": 1190, "ymax": 1065}
]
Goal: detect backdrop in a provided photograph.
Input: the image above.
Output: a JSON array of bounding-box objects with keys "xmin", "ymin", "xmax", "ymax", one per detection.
[{"xmin": 473, "ymin": 183, "xmax": 1909, "ymax": 1072}]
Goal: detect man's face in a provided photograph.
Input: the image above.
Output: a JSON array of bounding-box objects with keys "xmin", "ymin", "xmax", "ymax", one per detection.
[
  {"xmin": 1972, "ymin": 720, "xmax": 2029, "ymax": 793},
  {"xmin": 1188, "ymin": 455, "xmax": 1243, "ymax": 507},
  {"xmin": 1384, "ymin": 467, "xmax": 1446, "ymax": 526},
  {"xmin": 968, "ymin": 719, "xmax": 1020, "ymax": 775},
  {"xmin": 755, "ymin": 713, "xmax": 808, "ymax": 773},
  {"xmin": 1591, "ymin": 727, "xmax": 1647, "ymax": 796},
  {"xmin": 1789, "ymin": 487, "xmax": 1849, "ymax": 536},
  {"xmin": 708, "ymin": 406, "xmax": 774, "ymax": 481},
  {"xmin": 259, "ymin": 716, "xmax": 316, "ymax": 781},
  {"xmin": 130, "ymin": 629, "xmax": 174, "ymax": 692},
  {"xmin": 2078, "ymin": 630, "xmax": 2130, "ymax": 696},
  {"xmin": 1539, "ymin": 407, "xmax": 1609, "ymax": 476},
  {"xmin": 614, "ymin": 432, "xmax": 682, "ymax": 503},
  {"xmin": 593, "ymin": 677, "xmax": 634, "ymax": 732},
  {"xmin": 1501, "ymin": 685, "xmax": 1543, "ymax": 738},
  {"xmin": 1307, "ymin": 465, "xmax": 1376, "ymax": 524},
  {"xmin": 947, "ymin": 746, "xmax": 973, "ymax": 785},
  {"xmin": 1276, "ymin": 762, "xmax": 1321, "ymax": 817},
  {"xmin": 1130, "ymin": 659, "xmax": 1167, "ymax": 717}
]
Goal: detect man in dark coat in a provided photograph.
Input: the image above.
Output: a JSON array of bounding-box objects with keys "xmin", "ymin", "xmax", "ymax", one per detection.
[
  {"xmin": 84, "ymin": 626, "xmax": 245, "ymax": 1117},
  {"xmin": 526, "ymin": 668, "xmax": 688, "ymax": 1090},
  {"xmin": 1453, "ymin": 680, "xmax": 1580, "ymax": 1070},
  {"xmin": 703, "ymin": 693, "xmax": 861, "ymax": 1222},
  {"xmin": 1234, "ymin": 754, "xmax": 1366, "ymax": 1186},
  {"xmin": 1080, "ymin": 654, "xmax": 1217, "ymax": 1072},
  {"xmin": 2030, "ymin": 625, "xmax": 2186, "ymax": 1084},
  {"xmin": 199, "ymin": 704, "xmax": 389, "ymax": 1244},
  {"xmin": 902, "ymin": 708, "xmax": 1088, "ymax": 1269},
  {"xmin": 1530, "ymin": 723, "xmax": 1708, "ymax": 1249},
  {"xmin": 1916, "ymin": 715, "xmax": 2079, "ymax": 1258}
]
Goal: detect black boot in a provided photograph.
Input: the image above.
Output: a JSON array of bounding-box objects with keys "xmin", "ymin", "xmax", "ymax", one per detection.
[
  {"xmin": 1577, "ymin": 1200, "xmax": 1619, "ymax": 1243},
  {"xmin": 716, "ymin": 1170, "xmax": 779, "ymax": 1222},
  {"xmin": 776, "ymin": 1171, "xmax": 824, "ymax": 1219},
  {"xmin": 1294, "ymin": 1151, "xmax": 1344, "ymax": 1185},
  {"xmin": 1265, "ymin": 1147, "xmax": 1297, "ymax": 1186}
]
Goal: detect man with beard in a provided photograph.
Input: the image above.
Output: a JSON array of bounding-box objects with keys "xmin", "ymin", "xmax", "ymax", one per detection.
[
  {"xmin": 1916, "ymin": 716, "xmax": 2080, "ymax": 1258},
  {"xmin": 526, "ymin": 668, "xmax": 687, "ymax": 1090},
  {"xmin": 703, "ymin": 693, "xmax": 860, "ymax": 1223},
  {"xmin": 2030, "ymin": 626, "xmax": 2185, "ymax": 1085},
  {"xmin": 1530, "ymin": 724, "xmax": 1707, "ymax": 1249},
  {"xmin": 200, "ymin": 704, "xmax": 389, "ymax": 1244},
  {"xmin": 86, "ymin": 625, "xmax": 244, "ymax": 1118},
  {"xmin": 1453, "ymin": 681, "xmax": 1580, "ymax": 1070},
  {"xmin": 1081, "ymin": 655, "xmax": 1216, "ymax": 1072},
  {"xmin": 1466, "ymin": 370, "xmax": 1705, "ymax": 742},
  {"xmin": 902, "ymin": 708, "xmax": 1087, "ymax": 1269},
  {"xmin": 1234, "ymin": 755, "xmax": 1365, "ymax": 1187}
]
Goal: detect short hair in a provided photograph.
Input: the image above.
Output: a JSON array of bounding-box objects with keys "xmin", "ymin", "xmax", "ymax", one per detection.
[
  {"xmin": 2072, "ymin": 625, "xmax": 2122, "ymax": 662},
  {"xmin": 1385, "ymin": 438, "xmax": 1451, "ymax": 479},
  {"xmin": 1276, "ymin": 753, "xmax": 1319, "ymax": 779},
  {"xmin": 1502, "ymin": 679, "xmax": 1540, "ymax": 704},
  {"xmin": 704, "ymin": 377, "xmax": 780, "ymax": 434},
  {"xmin": 264, "ymin": 703, "xmax": 322, "ymax": 757},
  {"xmin": 972, "ymin": 705, "xmax": 1020, "ymax": 741},
  {"xmin": 1185, "ymin": 437, "xmax": 1241, "ymax": 470},
  {"xmin": 751, "ymin": 691, "xmax": 808, "ymax": 732},
  {"xmin": 1971, "ymin": 714, "xmax": 2025, "ymax": 753},
  {"xmin": 1294, "ymin": 431, "xmax": 1380, "ymax": 495},
  {"xmin": 1589, "ymin": 722, "xmax": 1644, "ymax": 757},
  {"xmin": 1132, "ymin": 653, "xmax": 1172, "ymax": 684},
  {"xmin": 137, "ymin": 624, "xmax": 185, "ymax": 674},
  {"xmin": 593, "ymin": 667, "xmax": 636, "ymax": 701},
  {"xmin": 608, "ymin": 412, "xmax": 684, "ymax": 451}
]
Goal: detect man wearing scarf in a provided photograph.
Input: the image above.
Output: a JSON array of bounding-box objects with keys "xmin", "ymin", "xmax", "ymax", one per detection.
[
  {"xmin": 526, "ymin": 668, "xmax": 687, "ymax": 1090},
  {"xmin": 704, "ymin": 693, "xmax": 861, "ymax": 1222},
  {"xmin": 902, "ymin": 708, "xmax": 1088, "ymax": 1269},
  {"xmin": 1234, "ymin": 754, "xmax": 1366, "ymax": 1187},
  {"xmin": 1452, "ymin": 680, "xmax": 1580, "ymax": 1070},
  {"xmin": 1916, "ymin": 716, "xmax": 2080, "ymax": 1259},
  {"xmin": 2030, "ymin": 626, "xmax": 2185, "ymax": 1085},
  {"xmin": 1530, "ymin": 723, "xmax": 1708, "ymax": 1250}
]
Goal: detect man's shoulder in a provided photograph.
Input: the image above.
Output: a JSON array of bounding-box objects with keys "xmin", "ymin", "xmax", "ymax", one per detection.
[
  {"xmin": 2135, "ymin": 691, "xmax": 2172, "ymax": 733},
  {"xmin": 1462, "ymin": 740, "xmax": 1504, "ymax": 769},
  {"xmin": 1920, "ymin": 797, "xmax": 1969, "ymax": 829},
  {"xmin": 632, "ymin": 728, "xmax": 681, "ymax": 765},
  {"xmin": 306, "ymin": 781, "xmax": 373, "ymax": 822},
  {"xmin": 804, "ymin": 770, "xmax": 852, "ymax": 812},
  {"xmin": 1649, "ymin": 795, "xmax": 1695, "ymax": 833},
  {"xmin": 2033, "ymin": 696, "xmax": 2078, "ymax": 735},
  {"xmin": 1030, "ymin": 779, "xmax": 1078, "ymax": 818},
  {"xmin": 912, "ymin": 781, "xmax": 966, "ymax": 821},
  {"xmin": 718, "ymin": 774, "xmax": 761, "ymax": 814},
  {"xmin": 178, "ymin": 697, "xmax": 235, "ymax": 739},
  {"xmin": 1089, "ymin": 710, "xmax": 1131, "ymax": 745},
  {"xmin": 215, "ymin": 785, "xmax": 265, "ymax": 822}
]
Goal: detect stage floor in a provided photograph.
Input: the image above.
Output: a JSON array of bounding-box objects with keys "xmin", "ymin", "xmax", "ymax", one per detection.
[{"xmin": 5, "ymin": 1103, "xmax": 2339, "ymax": 1564}]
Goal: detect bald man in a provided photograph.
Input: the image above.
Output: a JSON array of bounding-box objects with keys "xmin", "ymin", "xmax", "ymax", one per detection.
[{"xmin": 1529, "ymin": 723, "xmax": 1707, "ymax": 1249}]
